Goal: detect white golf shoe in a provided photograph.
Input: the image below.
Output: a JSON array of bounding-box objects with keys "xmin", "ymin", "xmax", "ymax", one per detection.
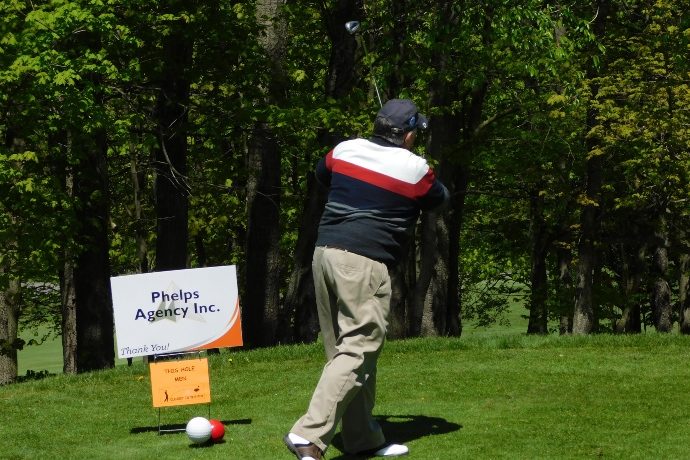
[{"xmin": 372, "ymin": 443, "xmax": 409, "ymax": 457}]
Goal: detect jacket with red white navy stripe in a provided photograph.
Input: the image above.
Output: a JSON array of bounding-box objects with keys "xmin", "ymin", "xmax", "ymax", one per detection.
[{"xmin": 315, "ymin": 136, "xmax": 449, "ymax": 267}]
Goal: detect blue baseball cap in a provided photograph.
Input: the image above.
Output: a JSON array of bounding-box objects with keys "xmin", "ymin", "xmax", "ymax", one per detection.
[{"xmin": 376, "ymin": 99, "xmax": 429, "ymax": 132}]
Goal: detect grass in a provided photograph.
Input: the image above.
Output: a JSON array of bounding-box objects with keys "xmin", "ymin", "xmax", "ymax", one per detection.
[
  {"xmin": 17, "ymin": 326, "xmax": 63, "ymax": 375},
  {"xmin": 4, "ymin": 332, "xmax": 690, "ymax": 459}
]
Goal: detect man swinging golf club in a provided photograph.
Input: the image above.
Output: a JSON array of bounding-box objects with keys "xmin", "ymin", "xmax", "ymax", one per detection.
[{"xmin": 284, "ymin": 99, "xmax": 449, "ymax": 459}]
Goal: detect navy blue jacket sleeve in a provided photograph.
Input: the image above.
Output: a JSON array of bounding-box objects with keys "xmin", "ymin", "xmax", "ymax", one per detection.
[
  {"xmin": 315, "ymin": 152, "xmax": 332, "ymax": 188},
  {"xmin": 418, "ymin": 179, "xmax": 450, "ymax": 211}
]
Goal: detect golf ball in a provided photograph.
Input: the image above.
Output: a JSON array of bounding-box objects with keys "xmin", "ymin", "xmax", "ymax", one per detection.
[
  {"xmin": 209, "ymin": 419, "xmax": 225, "ymax": 442},
  {"xmin": 186, "ymin": 416, "xmax": 212, "ymax": 444}
]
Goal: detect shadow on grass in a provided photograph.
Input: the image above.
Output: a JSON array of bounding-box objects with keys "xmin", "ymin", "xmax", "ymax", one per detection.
[
  {"xmin": 129, "ymin": 418, "xmax": 251, "ymax": 435},
  {"xmin": 329, "ymin": 414, "xmax": 462, "ymax": 459}
]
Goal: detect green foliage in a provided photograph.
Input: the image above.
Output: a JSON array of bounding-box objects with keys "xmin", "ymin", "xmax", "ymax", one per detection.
[
  {"xmin": 1, "ymin": 0, "xmax": 689, "ymax": 352},
  {"xmin": 0, "ymin": 337, "xmax": 25, "ymax": 355},
  {"xmin": 1, "ymin": 0, "xmax": 135, "ymax": 339}
]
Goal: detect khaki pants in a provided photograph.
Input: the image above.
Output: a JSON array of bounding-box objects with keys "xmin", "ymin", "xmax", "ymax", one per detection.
[{"xmin": 291, "ymin": 246, "xmax": 391, "ymax": 453}]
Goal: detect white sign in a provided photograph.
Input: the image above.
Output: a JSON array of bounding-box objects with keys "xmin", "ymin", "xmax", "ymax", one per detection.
[{"xmin": 111, "ymin": 265, "xmax": 243, "ymax": 358}]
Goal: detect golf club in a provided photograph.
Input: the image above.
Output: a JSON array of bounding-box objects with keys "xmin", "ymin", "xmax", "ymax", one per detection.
[{"xmin": 345, "ymin": 20, "xmax": 383, "ymax": 107}]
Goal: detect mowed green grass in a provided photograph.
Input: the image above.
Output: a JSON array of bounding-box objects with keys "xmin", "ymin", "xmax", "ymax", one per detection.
[
  {"xmin": 4, "ymin": 332, "xmax": 690, "ymax": 459},
  {"xmin": 17, "ymin": 326, "xmax": 63, "ymax": 375}
]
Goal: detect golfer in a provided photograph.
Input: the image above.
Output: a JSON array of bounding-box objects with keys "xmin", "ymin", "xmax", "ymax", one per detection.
[{"xmin": 284, "ymin": 99, "xmax": 449, "ymax": 459}]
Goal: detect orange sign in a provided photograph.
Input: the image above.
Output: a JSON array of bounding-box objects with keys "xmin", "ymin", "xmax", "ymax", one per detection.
[{"xmin": 149, "ymin": 357, "xmax": 211, "ymax": 408}]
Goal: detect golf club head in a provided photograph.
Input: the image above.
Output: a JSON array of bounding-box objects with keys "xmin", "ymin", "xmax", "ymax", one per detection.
[{"xmin": 345, "ymin": 21, "xmax": 360, "ymax": 35}]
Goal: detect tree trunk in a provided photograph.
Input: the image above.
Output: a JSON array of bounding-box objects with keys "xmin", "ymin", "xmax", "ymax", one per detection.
[
  {"xmin": 361, "ymin": 0, "xmax": 417, "ymax": 338},
  {"xmin": 0, "ymin": 134, "xmax": 22, "ymax": 384},
  {"xmin": 413, "ymin": 5, "xmax": 473, "ymax": 337},
  {"xmin": 651, "ymin": 216, "xmax": 672, "ymax": 332},
  {"xmin": 615, "ymin": 242, "xmax": 643, "ymax": 333},
  {"xmin": 0, "ymin": 269, "xmax": 21, "ymax": 384},
  {"xmin": 527, "ymin": 189, "xmax": 549, "ymax": 334},
  {"xmin": 385, "ymin": 1, "xmax": 414, "ymax": 99},
  {"xmin": 241, "ymin": 1, "xmax": 288, "ymax": 347},
  {"xmin": 415, "ymin": 6, "xmax": 491, "ymax": 337},
  {"xmin": 280, "ymin": 0, "xmax": 363, "ymax": 343},
  {"xmin": 60, "ymin": 135, "xmax": 78, "ymax": 375},
  {"xmin": 680, "ymin": 251, "xmax": 690, "ymax": 334},
  {"xmin": 445, "ymin": 170, "xmax": 466, "ymax": 336},
  {"xmin": 573, "ymin": 197, "xmax": 599, "ymax": 335},
  {"xmin": 414, "ymin": 211, "xmax": 448, "ymax": 337},
  {"xmin": 414, "ymin": 164, "xmax": 467, "ymax": 338},
  {"xmin": 154, "ymin": 3, "xmax": 191, "ymax": 271},
  {"xmin": 72, "ymin": 130, "xmax": 115, "ymax": 372},
  {"xmin": 387, "ymin": 262, "xmax": 411, "ymax": 339},
  {"xmin": 125, "ymin": 149, "xmax": 149, "ymax": 367},
  {"xmin": 323, "ymin": 0, "xmax": 361, "ymax": 99},
  {"xmin": 279, "ymin": 174, "xmax": 328, "ymax": 343},
  {"xmin": 0, "ymin": 137, "xmax": 24, "ymax": 385},
  {"xmin": 244, "ymin": 122, "xmax": 282, "ymax": 347},
  {"xmin": 58, "ymin": 127, "xmax": 114, "ymax": 374},
  {"xmin": 572, "ymin": 0, "xmax": 609, "ymax": 335},
  {"xmin": 61, "ymin": 254, "xmax": 78, "ymax": 374},
  {"xmin": 556, "ymin": 247, "xmax": 573, "ymax": 334},
  {"xmin": 130, "ymin": 153, "xmax": 149, "ymax": 274}
]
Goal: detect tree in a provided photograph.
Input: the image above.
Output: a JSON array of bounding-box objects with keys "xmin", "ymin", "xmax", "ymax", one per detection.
[
  {"xmin": 279, "ymin": 0, "xmax": 363, "ymax": 343},
  {"xmin": 4, "ymin": 0, "xmax": 690, "ymax": 377},
  {"xmin": 237, "ymin": 0, "xmax": 287, "ymax": 347},
  {"xmin": 152, "ymin": 0, "xmax": 193, "ymax": 271},
  {"xmin": 571, "ymin": 0, "xmax": 690, "ymax": 333},
  {"xmin": 0, "ymin": 0, "xmax": 123, "ymax": 372},
  {"xmin": 572, "ymin": 0, "xmax": 610, "ymax": 334},
  {"xmin": 680, "ymin": 236, "xmax": 690, "ymax": 334},
  {"xmin": 403, "ymin": 2, "xmax": 575, "ymax": 336},
  {"xmin": 63, "ymin": 128, "xmax": 114, "ymax": 372}
]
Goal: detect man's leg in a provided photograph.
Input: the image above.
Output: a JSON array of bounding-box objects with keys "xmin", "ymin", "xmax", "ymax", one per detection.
[
  {"xmin": 290, "ymin": 248, "xmax": 391, "ymax": 452},
  {"xmin": 312, "ymin": 247, "xmax": 339, "ymax": 361},
  {"xmin": 340, "ymin": 368, "xmax": 386, "ymax": 453}
]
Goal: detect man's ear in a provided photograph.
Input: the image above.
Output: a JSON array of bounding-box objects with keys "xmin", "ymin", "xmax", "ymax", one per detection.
[{"xmin": 402, "ymin": 130, "xmax": 416, "ymax": 150}]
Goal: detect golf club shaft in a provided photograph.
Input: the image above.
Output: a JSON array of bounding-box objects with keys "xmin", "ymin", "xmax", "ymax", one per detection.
[
  {"xmin": 356, "ymin": 36, "xmax": 383, "ymax": 107},
  {"xmin": 346, "ymin": 21, "xmax": 383, "ymax": 107}
]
